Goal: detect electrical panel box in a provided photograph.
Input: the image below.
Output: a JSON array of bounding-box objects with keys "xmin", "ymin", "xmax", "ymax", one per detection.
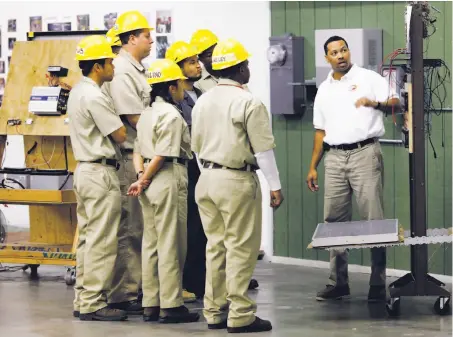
[
  {"xmin": 315, "ymin": 28, "xmax": 383, "ymax": 87},
  {"xmin": 382, "ymin": 66, "xmax": 406, "ymax": 99},
  {"xmin": 268, "ymin": 34, "xmax": 305, "ymax": 115},
  {"xmin": 28, "ymin": 86, "xmax": 70, "ymax": 116}
]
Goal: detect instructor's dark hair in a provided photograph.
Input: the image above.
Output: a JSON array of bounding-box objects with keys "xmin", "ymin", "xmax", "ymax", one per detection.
[
  {"xmin": 119, "ymin": 29, "xmax": 144, "ymax": 45},
  {"xmin": 323, "ymin": 36, "xmax": 349, "ymax": 55}
]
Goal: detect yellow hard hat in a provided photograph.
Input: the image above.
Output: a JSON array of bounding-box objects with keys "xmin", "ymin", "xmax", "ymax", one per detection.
[
  {"xmin": 165, "ymin": 41, "xmax": 199, "ymax": 63},
  {"xmin": 190, "ymin": 29, "xmax": 218, "ymax": 54},
  {"xmin": 75, "ymin": 35, "xmax": 117, "ymax": 61},
  {"xmin": 113, "ymin": 10, "xmax": 154, "ymax": 36},
  {"xmin": 106, "ymin": 28, "xmax": 121, "ymax": 47},
  {"xmin": 147, "ymin": 59, "xmax": 188, "ymax": 85},
  {"xmin": 211, "ymin": 38, "xmax": 251, "ymax": 70}
]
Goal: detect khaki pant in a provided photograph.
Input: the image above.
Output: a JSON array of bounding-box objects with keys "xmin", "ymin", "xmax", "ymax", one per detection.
[
  {"xmin": 72, "ymin": 162, "xmax": 121, "ymax": 314},
  {"xmin": 324, "ymin": 141, "xmax": 386, "ymax": 287},
  {"xmin": 195, "ymin": 169, "xmax": 262, "ymax": 328},
  {"xmin": 108, "ymin": 153, "xmax": 143, "ymax": 303},
  {"xmin": 139, "ymin": 163, "xmax": 188, "ymax": 309}
]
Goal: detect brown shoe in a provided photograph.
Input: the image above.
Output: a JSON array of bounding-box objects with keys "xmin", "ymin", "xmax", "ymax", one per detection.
[
  {"xmin": 143, "ymin": 306, "xmax": 160, "ymax": 322},
  {"xmin": 79, "ymin": 307, "xmax": 128, "ymax": 321}
]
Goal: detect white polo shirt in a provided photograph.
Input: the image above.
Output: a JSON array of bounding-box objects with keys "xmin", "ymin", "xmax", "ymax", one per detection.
[{"xmin": 313, "ymin": 64, "xmax": 399, "ymax": 145}]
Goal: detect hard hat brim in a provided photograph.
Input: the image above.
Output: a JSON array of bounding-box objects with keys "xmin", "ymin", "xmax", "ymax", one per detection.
[
  {"xmin": 147, "ymin": 75, "xmax": 188, "ymax": 85},
  {"xmin": 114, "ymin": 25, "xmax": 155, "ymax": 36}
]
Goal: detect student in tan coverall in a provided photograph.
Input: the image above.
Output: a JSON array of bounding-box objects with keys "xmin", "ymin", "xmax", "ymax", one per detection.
[
  {"xmin": 102, "ymin": 10, "xmax": 153, "ymax": 314},
  {"xmin": 127, "ymin": 59, "xmax": 200, "ymax": 324},
  {"xmin": 69, "ymin": 35, "xmax": 127, "ymax": 322},
  {"xmin": 191, "ymin": 38, "xmax": 284, "ymax": 333},
  {"xmin": 190, "ymin": 29, "xmax": 260, "ymax": 292}
]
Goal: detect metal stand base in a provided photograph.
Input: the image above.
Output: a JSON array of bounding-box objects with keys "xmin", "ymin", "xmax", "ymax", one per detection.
[
  {"xmin": 389, "ymin": 272, "xmax": 451, "ymax": 298},
  {"xmin": 386, "ymin": 273, "xmax": 451, "ymax": 317}
]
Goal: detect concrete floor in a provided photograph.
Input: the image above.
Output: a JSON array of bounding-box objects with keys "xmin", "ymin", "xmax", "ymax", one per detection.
[{"xmin": 0, "ymin": 262, "xmax": 451, "ymax": 337}]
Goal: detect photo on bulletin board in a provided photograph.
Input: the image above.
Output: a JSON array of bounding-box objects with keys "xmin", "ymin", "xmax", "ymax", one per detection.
[
  {"xmin": 156, "ymin": 35, "xmax": 172, "ymax": 59},
  {"xmin": 30, "ymin": 16, "xmax": 43, "ymax": 32},
  {"xmin": 77, "ymin": 14, "xmax": 90, "ymax": 31},
  {"xmin": 0, "ymin": 94, "xmax": 3, "ymax": 108},
  {"xmin": 48, "ymin": 22, "xmax": 71, "ymax": 32},
  {"xmin": 0, "ymin": 28, "xmax": 2, "ymax": 58},
  {"xmin": 8, "ymin": 19, "xmax": 16, "ymax": 33},
  {"xmin": 0, "ymin": 61, "xmax": 4, "ymax": 74},
  {"xmin": 8, "ymin": 38, "xmax": 16, "ymax": 51},
  {"xmin": 104, "ymin": 12, "xmax": 117, "ymax": 30},
  {"xmin": 156, "ymin": 10, "xmax": 172, "ymax": 34}
]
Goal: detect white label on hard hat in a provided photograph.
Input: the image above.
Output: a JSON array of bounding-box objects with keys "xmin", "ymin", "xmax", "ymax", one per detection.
[
  {"xmin": 76, "ymin": 47, "xmax": 84, "ymax": 55},
  {"xmin": 148, "ymin": 71, "xmax": 162, "ymax": 79},
  {"xmin": 212, "ymin": 53, "xmax": 237, "ymax": 64}
]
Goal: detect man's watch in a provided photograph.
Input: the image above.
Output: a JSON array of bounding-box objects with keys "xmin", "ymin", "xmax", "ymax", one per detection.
[{"xmin": 136, "ymin": 171, "xmax": 144, "ymax": 180}]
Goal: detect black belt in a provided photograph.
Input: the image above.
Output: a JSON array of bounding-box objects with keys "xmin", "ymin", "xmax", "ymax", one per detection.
[
  {"xmin": 144, "ymin": 157, "xmax": 189, "ymax": 166},
  {"xmin": 83, "ymin": 158, "xmax": 120, "ymax": 170},
  {"xmin": 325, "ymin": 138, "xmax": 376, "ymax": 151},
  {"xmin": 201, "ymin": 160, "xmax": 258, "ymax": 172},
  {"xmin": 121, "ymin": 149, "xmax": 134, "ymax": 154}
]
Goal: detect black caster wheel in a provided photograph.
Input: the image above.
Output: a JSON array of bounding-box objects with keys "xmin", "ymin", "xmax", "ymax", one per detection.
[
  {"xmin": 386, "ymin": 297, "xmax": 401, "ymax": 317},
  {"xmin": 65, "ymin": 267, "xmax": 76, "ymax": 286},
  {"xmin": 434, "ymin": 297, "xmax": 451, "ymax": 316}
]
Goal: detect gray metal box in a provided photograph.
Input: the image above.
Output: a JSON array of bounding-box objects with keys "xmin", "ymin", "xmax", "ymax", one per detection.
[
  {"xmin": 29, "ymin": 170, "xmax": 73, "ymax": 190},
  {"xmin": 315, "ymin": 28, "xmax": 383, "ymax": 87},
  {"xmin": 0, "ymin": 168, "xmax": 32, "ymax": 189},
  {"xmin": 268, "ymin": 34, "xmax": 305, "ymax": 115}
]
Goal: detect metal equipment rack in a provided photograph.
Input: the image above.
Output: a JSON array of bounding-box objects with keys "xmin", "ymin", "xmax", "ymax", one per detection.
[{"xmin": 384, "ymin": 2, "xmax": 451, "ymax": 317}]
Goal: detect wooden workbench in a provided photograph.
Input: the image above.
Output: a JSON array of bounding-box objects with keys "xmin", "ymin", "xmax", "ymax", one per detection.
[{"xmin": 0, "ymin": 39, "xmax": 82, "ymax": 271}]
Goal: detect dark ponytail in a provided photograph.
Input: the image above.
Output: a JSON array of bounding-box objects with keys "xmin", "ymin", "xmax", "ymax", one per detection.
[{"xmin": 150, "ymin": 80, "xmax": 179, "ymax": 108}]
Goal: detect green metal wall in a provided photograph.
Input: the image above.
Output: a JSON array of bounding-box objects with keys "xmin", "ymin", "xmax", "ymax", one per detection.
[{"xmin": 271, "ymin": 1, "xmax": 452, "ymax": 275}]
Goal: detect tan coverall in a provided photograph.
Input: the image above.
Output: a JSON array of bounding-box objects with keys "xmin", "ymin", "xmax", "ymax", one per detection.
[
  {"xmin": 194, "ymin": 67, "xmax": 218, "ymax": 93},
  {"xmin": 191, "ymin": 78, "xmax": 275, "ymax": 328},
  {"xmin": 69, "ymin": 77, "xmax": 123, "ymax": 314},
  {"xmin": 135, "ymin": 97, "xmax": 192, "ymax": 308},
  {"xmin": 102, "ymin": 49, "xmax": 150, "ymax": 303}
]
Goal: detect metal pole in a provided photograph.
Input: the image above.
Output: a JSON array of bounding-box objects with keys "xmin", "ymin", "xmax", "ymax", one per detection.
[{"xmin": 409, "ymin": 4, "xmax": 428, "ymax": 293}]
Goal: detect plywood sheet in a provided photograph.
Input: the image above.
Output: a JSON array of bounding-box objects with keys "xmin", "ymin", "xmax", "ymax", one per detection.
[
  {"xmin": 29, "ymin": 205, "xmax": 77, "ymax": 244},
  {"xmin": 0, "ymin": 189, "xmax": 77, "ymax": 204},
  {"xmin": 24, "ymin": 135, "xmax": 77, "ymax": 172},
  {"xmin": 0, "ymin": 40, "xmax": 82, "ymax": 136}
]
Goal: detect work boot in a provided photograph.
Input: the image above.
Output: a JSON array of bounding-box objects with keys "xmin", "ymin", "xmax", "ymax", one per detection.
[
  {"xmin": 159, "ymin": 305, "xmax": 200, "ymax": 324},
  {"xmin": 227, "ymin": 317, "xmax": 272, "ymax": 333},
  {"xmin": 367, "ymin": 285, "xmax": 386, "ymax": 302},
  {"xmin": 143, "ymin": 306, "xmax": 160, "ymax": 322},
  {"xmin": 316, "ymin": 284, "xmax": 350, "ymax": 301},
  {"xmin": 248, "ymin": 278, "xmax": 259, "ymax": 290},
  {"xmin": 73, "ymin": 310, "xmax": 80, "ymax": 318},
  {"xmin": 79, "ymin": 307, "xmax": 127, "ymax": 321},
  {"xmin": 183, "ymin": 289, "xmax": 197, "ymax": 303},
  {"xmin": 109, "ymin": 300, "xmax": 143, "ymax": 315}
]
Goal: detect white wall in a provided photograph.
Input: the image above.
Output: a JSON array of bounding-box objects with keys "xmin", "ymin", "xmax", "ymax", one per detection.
[{"xmin": 0, "ymin": 1, "xmax": 274, "ymax": 257}]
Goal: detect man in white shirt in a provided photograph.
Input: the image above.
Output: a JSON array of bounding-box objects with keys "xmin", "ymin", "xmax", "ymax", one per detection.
[{"xmin": 306, "ymin": 36, "xmax": 400, "ymax": 302}]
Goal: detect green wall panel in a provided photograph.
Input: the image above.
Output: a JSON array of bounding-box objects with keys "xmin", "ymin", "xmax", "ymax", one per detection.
[{"xmin": 271, "ymin": 1, "xmax": 452, "ymax": 275}]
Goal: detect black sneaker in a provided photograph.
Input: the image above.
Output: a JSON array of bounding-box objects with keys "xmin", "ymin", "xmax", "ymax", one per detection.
[
  {"xmin": 208, "ymin": 321, "xmax": 228, "ymax": 330},
  {"xmin": 316, "ymin": 284, "xmax": 350, "ymax": 301},
  {"xmin": 227, "ymin": 317, "xmax": 272, "ymax": 333},
  {"xmin": 368, "ymin": 285, "xmax": 386, "ymax": 302},
  {"xmin": 79, "ymin": 307, "xmax": 127, "ymax": 321},
  {"xmin": 143, "ymin": 306, "xmax": 160, "ymax": 322},
  {"xmin": 159, "ymin": 305, "xmax": 200, "ymax": 324},
  {"xmin": 109, "ymin": 300, "xmax": 143, "ymax": 315},
  {"xmin": 248, "ymin": 279, "xmax": 259, "ymax": 290}
]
